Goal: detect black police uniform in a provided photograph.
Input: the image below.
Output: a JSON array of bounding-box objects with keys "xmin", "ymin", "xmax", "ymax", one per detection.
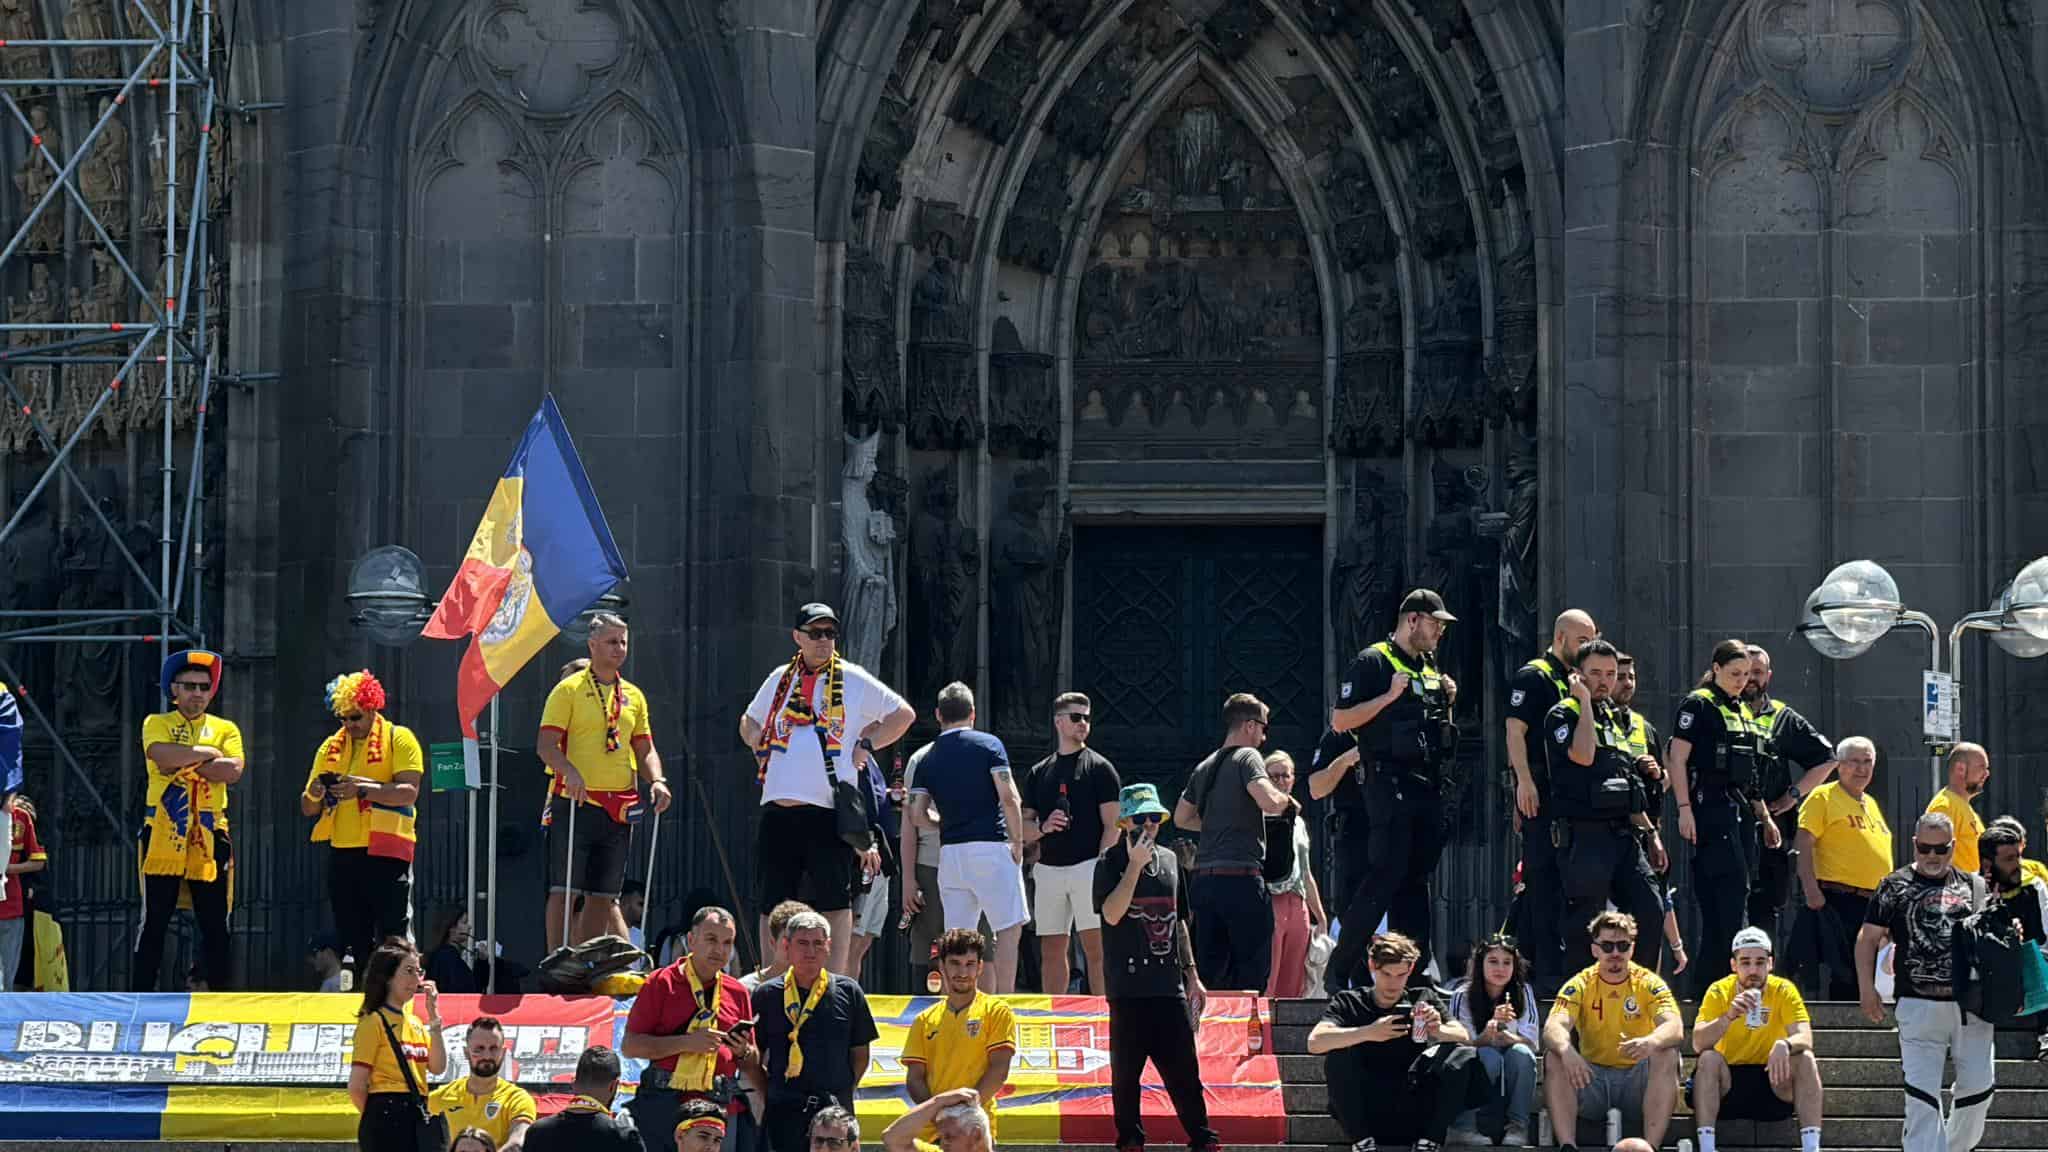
[
  {"xmin": 1672, "ymin": 683, "xmax": 1767, "ymax": 997},
  {"xmin": 1619, "ymin": 705, "xmax": 1670, "ymax": 972},
  {"xmin": 1741, "ymin": 697, "xmax": 1834, "ymax": 942},
  {"xmin": 1544, "ymin": 695, "xmax": 1663, "ymax": 969},
  {"xmin": 1310, "ymin": 727, "xmax": 1369, "ymax": 927},
  {"xmin": 1504, "ymin": 651, "xmax": 1573, "ymax": 995},
  {"xmin": 1328, "ymin": 638, "xmax": 1458, "ymax": 986}
]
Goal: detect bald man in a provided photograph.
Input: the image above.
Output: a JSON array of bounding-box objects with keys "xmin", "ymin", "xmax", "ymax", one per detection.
[
  {"xmin": 1925, "ymin": 743, "xmax": 1990, "ymax": 873},
  {"xmin": 1506, "ymin": 608, "xmax": 1598, "ymax": 996}
]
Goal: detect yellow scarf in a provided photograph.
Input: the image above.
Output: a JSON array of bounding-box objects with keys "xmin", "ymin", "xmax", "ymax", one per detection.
[
  {"xmin": 142, "ymin": 769, "xmax": 218, "ymax": 882},
  {"xmin": 675, "ymin": 956, "xmax": 728, "ymax": 1092},
  {"xmin": 559, "ymin": 1094, "xmax": 614, "ymax": 1117},
  {"xmin": 781, "ymin": 966, "xmax": 832, "ymax": 1079}
]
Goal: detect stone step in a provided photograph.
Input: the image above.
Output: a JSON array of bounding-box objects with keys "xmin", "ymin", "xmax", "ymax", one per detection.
[
  {"xmin": 1271, "ymin": 1024, "xmax": 2043, "ymax": 1059},
  {"xmin": 1282, "ymin": 1082, "xmax": 2046, "ymax": 1118},
  {"xmin": 1287, "ymin": 1114, "xmax": 2048, "ymax": 1147},
  {"xmin": 1277, "ymin": 1053, "xmax": 2048, "ymax": 1088},
  {"xmin": 1269, "ymin": 997, "xmax": 2032, "ymax": 1031}
]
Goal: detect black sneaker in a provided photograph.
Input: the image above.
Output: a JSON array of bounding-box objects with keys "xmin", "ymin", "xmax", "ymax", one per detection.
[{"xmin": 2035, "ymin": 1033, "xmax": 2048, "ymax": 1062}]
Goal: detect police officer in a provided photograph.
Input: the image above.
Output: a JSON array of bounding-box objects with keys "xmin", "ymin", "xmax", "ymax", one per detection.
[
  {"xmin": 1616, "ymin": 652, "xmax": 1682, "ymax": 974},
  {"xmin": 1545, "ymin": 640, "xmax": 1665, "ymax": 970},
  {"xmin": 1304, "ymin": 726, "xmax": 1367, "ymax": 949},
  {"xmin": 1504, "ymin": 609, "xmax": 1598, "ymax": 996},
  {"xmin": 1328, "ymin": 589, "xmax": 1460, "ymax": 986},
  {"xmin": 1668, "ymin": 639, "xmax": 1780, "ymax": 997},
  {"xmin": 1740, "ymin": 645, "xmax": 1839, "ymax": 943}
]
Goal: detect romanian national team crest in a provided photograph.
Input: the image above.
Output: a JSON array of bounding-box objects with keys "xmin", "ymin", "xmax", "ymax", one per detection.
[
  {"xmin": 1623, "ymin": 997, "xmax": 1640, "ymax": 1016},
  {"xmin": 966, "ymin": 1019, "xmax": 981, "ymax": 1038},
  {"xmin": 485, "ymin": 1101, "xmax": 501, "ymax": 1119}
]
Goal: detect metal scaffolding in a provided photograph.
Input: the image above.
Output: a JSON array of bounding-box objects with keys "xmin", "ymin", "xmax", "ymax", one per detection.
[{"xmin": 0, "ymin": 0, "xmax": 251, "ymax": 983}]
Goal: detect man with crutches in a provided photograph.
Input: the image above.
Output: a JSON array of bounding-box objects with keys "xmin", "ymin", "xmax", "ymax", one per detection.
[{"xmin": 539, "ymin": 613, "xmax": 671, "ymax": 951}]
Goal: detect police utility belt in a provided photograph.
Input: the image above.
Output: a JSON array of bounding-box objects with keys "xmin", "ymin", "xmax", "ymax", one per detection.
[
  {"xmin": 1687, "ymin": 689, "xmax": 1770, "ymax": 801},
  {"xmin": 1371, "ymin": 640, "xmax": 1459, "ymax": 770},
  {"xmin": 1557, "ymin": 702, "xmax": 1644, "ymax": 823}
]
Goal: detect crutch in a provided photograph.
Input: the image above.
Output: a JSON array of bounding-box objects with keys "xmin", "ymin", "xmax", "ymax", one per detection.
[
  {"xmin": 641, "ymin": 805, "xmax": 662, "ymax": 958},
  {"xmin": 559, "ymin": 797, "xmax": 578, "ymax": 946}
]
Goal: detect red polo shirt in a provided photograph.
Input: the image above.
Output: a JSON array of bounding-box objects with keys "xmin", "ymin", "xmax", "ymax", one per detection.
[{"xmin": 626, "ymin": 958, "xmax": 752, "ymax": 1077}]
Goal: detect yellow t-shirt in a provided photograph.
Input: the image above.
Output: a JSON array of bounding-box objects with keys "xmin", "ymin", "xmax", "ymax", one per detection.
[
  {"xmin": 539, "ymin": 671, "xmax": 651, "ymax": 792},
  {"xmin": 2023, "ymin": 858, "xmax": 2048, "ymax": 888},
  {"xmin": 1552, "ymin": 962, "xmax": 1678, "ymax": 1069},
  {"xmin": 140, "ymin": 711, "xmax": 244, "ymax": 823},
  {"xmin": 351, "ymin": 1005, "xmax": 432, "ymax": 1096},
  {"xmin": 430, "ymin": 1076, "xmax": 537, "ymax": 1146},
  {"xmin": 1696, "ymin": 974, "xmax": 1809, "ymax": 1066},
  {"xmin": 302, "ymin": 720, "xmax": 426, "ymax": 849},
  {"xmin": 901, "ymin": 992, "xmax": 1016, "ymax": 1135},
  {"xmin": 1797, "ymin": 782, "xmax": 1893, "ymax": 890},
  {"xmin": 1925, "ymin": 789, "xmax": 1984, "ymax": 873}
]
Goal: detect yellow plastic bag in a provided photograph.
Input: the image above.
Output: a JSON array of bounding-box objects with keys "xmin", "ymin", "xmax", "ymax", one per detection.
[{"xmin": 31, "ymin": 908, "xmax": 66, "ymax": 991}]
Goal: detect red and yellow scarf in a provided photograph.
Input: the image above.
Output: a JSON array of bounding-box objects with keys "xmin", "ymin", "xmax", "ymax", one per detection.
[
  {"xmin": 141, "ymin": 769, "xmax": 218, "ymax": 883},
  {"xmin": 312, "ymin": 716, "xmax": 417, "ymax": 863},
  {"xmin": 754, "ymin": 653, "xmax": 845, "ymax": 783}
]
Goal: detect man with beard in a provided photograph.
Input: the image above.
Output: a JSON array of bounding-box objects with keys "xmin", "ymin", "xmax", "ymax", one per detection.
[
  {"xmin": 623, "ymin": 907, "xmax": 763, "ymax": 1151},
  {"xmin": 135, "ymin": 650, "xmax": 242, "ymax": 991},
  {"xmin": 430, "ymin": 1018, "xmax": 538, "ymax": 1151},
  {"xmin": 903, "ymin": 929, "xmax": 1015, "ymax": 1138},
  {"xmin": 1741, "ymin": 646, "xmax": 1841, "ymax": 942},
  {"xmin": 1977, "ymin": 820, "xmax": 2048, "ymax": 1061},
  {"xmin": 1504, "ymin": 609, "xmax": 1598, "ymax": 996},
  {"xmin": 1329, "ymin": 590, "xmax": 1462, "ymax": 987},
  {"xmin": 1793, "ymin": 737, "xmax": 1892, "ymax": 1000},
  {"xmin": 1544, "ymin": 640, "xmax": 1665, "ymax": 970},
  {"xmin": 1857, "ymin": 812, "xmax": 1993, "ymax": 1152},
  {"xmin": 1924, "ymin": 743, "xmax": 1991, "ymax": 875},
  {"xmin": 1689, "ymin": 928, "xmax": 1822, "ymax": 1152},
  {"xmin": 1542, "ymin": 911, "xmax": 1683, "ymax": 1152},
  {"xmin": 1616, "ymin": 653, "xmax": 1685, "ymax": 975}
]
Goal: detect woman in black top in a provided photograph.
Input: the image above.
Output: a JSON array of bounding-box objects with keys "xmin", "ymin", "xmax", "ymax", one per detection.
[{"xmin": 1666, "ymin": 639, "xmax": 1775, "ymax": 993}]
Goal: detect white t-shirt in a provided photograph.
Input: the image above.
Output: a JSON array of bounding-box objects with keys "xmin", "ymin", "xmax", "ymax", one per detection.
[{"xmin": 746, "ymin": 659, "xmax": 907, "ymax": 808}]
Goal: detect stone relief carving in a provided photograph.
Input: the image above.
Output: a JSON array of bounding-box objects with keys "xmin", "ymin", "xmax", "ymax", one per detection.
[
  {"xmin": 1077, "ymin": 257, "xmax": 1320, "ymax": 364},
  {"xmin": 1471, "ymin": 68, "xmax": 1523, "ymax": 205},
  {"xmin": 906, "ymin": 254, "xmax": 981, "ymax": 448},
  {"xmin": 1295, "ymin": 0, "xmax": 1367, "ymax": 37},
  {"xmin": 991, "ymin": 468, "xmax": 1068, "ymax": 734},
  {"xmin": 1, "ymin": 0, "xmax": 40, "ymax": 90},
  {"xmin": 1411, "ymin": 133, "xmax": 1473, "ymax": 262},
  {"xmin": 1049, "ymin": 38, "xmax": 1138, "ymax": 158},
  {"xmin": 857, "ymin": 75, "xmax": 913, "ymax": 211},
  {"xmin": 1202, "ymin": 0, "xmax": 1269, "ymax": 62},
  {"xmin": 84, "ymin": 97, "xmax": 129, "ymax": 239},
  {"xmin": 2, "ymin": 266, "xmax": 56, "ymax": 452},
  {"xmin": 1325, "ymin": 148, "xmax": 1397, "ymax": 272},
  {"xmin": 1487, "ymin": 229, "xmax": 1537, "ymax": 430},
  {"xmin": 1330, "ymin": 466, "xmax": 1404, "ymax": 662},
  {"xmin": 1497, "ymin": 435, "xmax": 1540, "ymax": 675},
  {"xmin": 841, "ymin": 430, "xmax": 899, "ymax": 671},
  {"xmin": 55, "ymin": 471, "xmax": 147, "ymax": 732},
  {"xmin": 1018, "ymin": 0, "xmax": 1089, "ymax": 38},
  {"xmin": 1413, "ymin": 261, "xmax": 1483, "ymax": 449},
  {"xmin": 898, "ymin": 0, "xmax": 986, "ymax": 74},
  {"xmin": 1415, "ymin": 0, "xmax": 1474, "ymax": 52},
  {"xmin": 952, "ymin": 20, "xmax": 1038, "ymax": 144},
  {"xmin": 475, "ymin": 0, "xmax": 632, "ymax": 119},
  {"xmin": 1000, "ymin": 149, "xmax": 1069, "ymax": 273},
  {"xmin": 988, "ymin": 317, "xmax": 1055, "ymax": 458},
  {"xmin": 64, "ymin": 0, "xmax": 116, "ymax": 77},
  {"xmin": 1357, "ymin": 21, "xmax": 1428, "ymax": 142},
  {"xmin": 911, "ymin": 469, "xmax": 980, "ymax": 708},
  {"xmin": 16, "ymin": 105, "xmax": 62, "ymax": 252},
  {"xmin": 1745, "ymin": 0, "xmax": 1913, "ymax": 116},
  {"xmin": 1331, "ymin": 278, "xmax": 1403, "ymax": 458},
  {"xmin": 842, "ymin": 250, "xmax": 901, "ymax": 435}
]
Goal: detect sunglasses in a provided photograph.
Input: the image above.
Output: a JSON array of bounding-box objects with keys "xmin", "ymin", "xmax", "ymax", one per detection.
[
  {"xmin": 800, "ymin": 628, "xmax": 838, "ymax": 641},
  {"xmin": 1061, "ymin": 713, "xmax": 1092, "ymax": 723},
  {"xmin": 811, "ymin": 1139, "xmax": 852, "ymax": 1151},
  {"xmin": 341, "ymin": 713, "xmax": 367, "ymax": 723},
  {"xmin": 1915, "ymin": 840, "xmax": 1954, "ymax": 856},
  {"xmin": 1595, "ymin": 939, "xmax": 1635, "ymax": 954},
  {"xmin": 1130, "ymin": 814, "xmax": 1163, "ymax": 826},
  {"xmin": 1484, "ymin": 933, "xmax": 1519, "ymax": 950},
  {"xmin": 172, "ymin": 680, "xmax": 211, "ymax": 691}
]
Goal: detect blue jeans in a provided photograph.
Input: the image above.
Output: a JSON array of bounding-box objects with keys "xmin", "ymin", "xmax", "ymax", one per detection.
[{"xmin": 1454, "ymin": 1043, "xmax": 1535, "ymax": 1137}]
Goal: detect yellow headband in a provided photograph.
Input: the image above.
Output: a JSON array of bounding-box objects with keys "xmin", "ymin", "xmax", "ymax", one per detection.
[{"xmin": 677, "ymin": 1117, "xmax": 728, "ymax": 1136}]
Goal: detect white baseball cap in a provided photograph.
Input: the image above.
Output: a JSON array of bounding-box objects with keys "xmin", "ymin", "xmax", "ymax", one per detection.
[{"xmin": 1732, "ymin": 926, "xmax": 1773, "ymax": 953}]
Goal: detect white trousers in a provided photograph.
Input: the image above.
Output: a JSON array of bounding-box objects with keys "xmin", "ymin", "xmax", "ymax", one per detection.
[{"xmin": 1897, "ymin": 996, "xmax": 1996, "ymax": 1152}]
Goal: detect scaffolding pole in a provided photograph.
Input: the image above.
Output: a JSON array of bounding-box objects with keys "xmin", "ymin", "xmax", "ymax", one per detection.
[{"xmin": 0, "ymin": 0, "xmax": 244, "ymax": 842}]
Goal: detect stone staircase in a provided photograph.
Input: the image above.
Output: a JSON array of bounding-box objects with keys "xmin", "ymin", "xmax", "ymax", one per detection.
[{"xmin": 1267, "ymin": 996, "xmax": 2048, "ymax": 1152}]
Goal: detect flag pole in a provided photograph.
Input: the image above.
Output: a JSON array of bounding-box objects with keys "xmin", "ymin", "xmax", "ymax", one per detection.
[
  {"xmin": 466, "ymin": 786, "xmax": 478, "ymax": 961},
  {"xmin": 486, "ymin": 694, "xmax": 501, "ymax": 973}
]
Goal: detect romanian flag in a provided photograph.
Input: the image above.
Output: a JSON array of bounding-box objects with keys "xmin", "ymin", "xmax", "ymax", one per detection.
[{"xmin": 422, "ymin": 396, "xmax": 627, "ymax": 779}]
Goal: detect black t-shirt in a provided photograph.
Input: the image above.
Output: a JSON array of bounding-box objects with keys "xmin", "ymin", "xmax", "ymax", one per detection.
[
  {"xmin": 1094, "ymin": 838, "xmax": 1191, "ymax": 999},
  {"xmin": 524, "ymin": 1109, "xmax": 642, "ymax": 1152},
  {"xmin": 1319, "ymin": 986, "xmax": 1446, "ymax": 1079},
  {"xmin": 1335, "ymin": 643, "xmax": 1438, "ymax": 770},
  {"xmin": 1309, "ymin": 727, "xmax": 1365, "ymax": 811},
  {"xmin": 751, "ymin": 972, "xmax": 880, "ymax": 1105},
  {"xmin": 1507, "ymin": 653, "xmax": 1572, "ymax": 796},
  {"xmin": 1024, "ymin": 748, "xmax": 1122, "ymax": 868},
  {"xmin": 1753, "ymin": 700, "xmax": 1833, "ymax": 801},
  {"xmin": 1866, "ymin": 865, "xmax": 1980, "ymax": 1001}
]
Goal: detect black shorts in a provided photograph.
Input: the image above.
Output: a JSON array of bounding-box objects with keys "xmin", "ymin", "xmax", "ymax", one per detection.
[
  {"xmin": 547, "ymin": 796, "xmax": 632, "ymax": 898},
  {"xmin": 1689, "ymin": 1062, "xmax": 1795, "ymax": 1122},
  {"xmin": 755, "ymin": 802, "xmax": 855, "ymax": 913}
]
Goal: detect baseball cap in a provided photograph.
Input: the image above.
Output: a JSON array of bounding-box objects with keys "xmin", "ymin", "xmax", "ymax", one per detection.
[
  {"xmin": 794, "ymin": 603, "xmax": 839, "ymax": 629},
  {"xmin": 307, "ymin": 932, "xmax": 342, "ymax": 956},
  {"xmin": 1118, "ymin": 783, "xmax": 1169, "ymax": 821},
  {"xmin": 1399, "ymin": 588, "xmax": 1457, "ymax": 622},
  {"xmin": 1731, "ymin": 926, "xmax": 1773, "ymax": 954}
]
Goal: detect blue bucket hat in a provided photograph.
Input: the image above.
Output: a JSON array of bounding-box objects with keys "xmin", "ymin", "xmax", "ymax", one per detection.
[{"xmin": 1118, "ymin": 783, "xmax": 1169, "ymax": 822}]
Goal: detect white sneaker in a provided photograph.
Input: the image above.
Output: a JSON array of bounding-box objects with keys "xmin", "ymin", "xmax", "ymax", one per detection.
[
  {"xmin": 1445, "ymin": 1126, "xmax": 1487, "ymax": 1147},
  {"xmin": 1349, "ymin": 1140, "xmax": 1375, "ymax": 1152},
  {"xmin": 1501, "ymin": 1122, "xmax": 1530, "ymax": 1147}
]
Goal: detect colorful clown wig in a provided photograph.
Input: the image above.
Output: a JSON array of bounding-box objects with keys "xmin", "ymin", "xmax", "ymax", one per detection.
[
  {"xmin": 159, "ymin": 649, "xmax": 223, "ymax": 699},
  {"xmin": 324, "ymin": 670, "xmax": 388, "ymax": 717}
]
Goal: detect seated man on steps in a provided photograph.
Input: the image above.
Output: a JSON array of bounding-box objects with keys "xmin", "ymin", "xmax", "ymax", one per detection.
[
  {"xmin": 1542, "ymin": 911, "xmax": 1682, "ymax": 1152},
  {"xmin": 1689, "ymin": 927, "xmax": 1823, "ymax": 1152},
  {"xmin": 1308, "ymin": 931, "xmax": 1486, "ymax": 1152}
]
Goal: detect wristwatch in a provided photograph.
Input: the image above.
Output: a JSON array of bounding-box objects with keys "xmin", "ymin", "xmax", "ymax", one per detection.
[{"xmin": 858, "ymin": 738, "xmax": 876, "ymax": 754}]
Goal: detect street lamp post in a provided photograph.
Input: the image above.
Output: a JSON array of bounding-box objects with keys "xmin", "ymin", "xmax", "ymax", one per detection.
[{"xmin": 1800, "ymin": 557, "xmax": 2048, "ymax": 795}]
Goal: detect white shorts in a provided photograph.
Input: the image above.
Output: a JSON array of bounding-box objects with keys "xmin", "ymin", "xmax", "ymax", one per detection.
[
  {"xmin": 939, "ymin": 841, "xmax": 1029, "ymax": 933},
  {"xmin": 1033, "ymin": 859, "xmax": 1102, "ymax": 935},
  {"xmin": 854, "ymin": 876, "xmax": 890, "ymax": 938}
]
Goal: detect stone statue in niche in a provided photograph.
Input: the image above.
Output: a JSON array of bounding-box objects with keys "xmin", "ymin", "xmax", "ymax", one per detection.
[
  {"xmin": 1488, "ymin": 228, "xmax": 1539, "ymax": 429},
  {"xmin": 55, "ymin": 469, "xmax": 141, "ymax": 732},
  {"xmin": 16, "ymin": 105, "xmax": 62, "ymax": 252},
  {"xmin": 905, "ymin": 253, "xmax": 980, "ymax": 448},
  {"xmin": 1050, "ymin": 38, "xmax": 1136, "ymax": 158},
  {"xmin": 1421, "ymin": 461, "xmax": 1488, "ymax": 829},
  {"xmin": 1019, "ymin": 0, "xmax": 1089, "ymax": 38},
  {"xmin": 0, "ymin": 493, "xmax": 58, "ymax": 693},
  {"xmin": 992, "ymin": 468, "xmax": 1068, "ymax": 734},
  {"xmin": 1202, "ymin": 0, "xmax": 1269, "ymax": 62},
  {"xmin": 1414, "ymin": 262, "xmax": 1485, "ymax": 448},
  {"xmin": 910, "ymin": 253, "xmax": 970, "ymax": 345},
  {"xmin": 1326, "ymin": 149, "xmax": 1396, "ymax": 272},
  {"xmin": 841, "ymin": 430, "xmax": 899, "ymax": 672},
  {"xmin": 988, "ymin": 318, "xmax": 1056, "ymax": 458},
  {"xmin": 1423, "ymin": 261, "xmax": 1481, "ymax": 342},
  {"xmin": 1330, "ymin": 468, "xmax": 1403, "ymax": 662},
  {"xmin": 1497, "ymin": 435, "xmax": 1540, "ymax": 674},
  {"xmin": 1411, "ymin": 133, "xmax": 1474, "ymax": 261},
  {"xmin": 858, "ymin": 75, "xmax": 913, "ymax": 211},
  {"xmin": 1356, "ymin": 21, "xmax": 1427, "ymax": 141},
  {"xmin": 1, "ymin": 0, "xmax": 42, "ymax": 90},
  {"xmin": 912, "ymin": 469, "xmax": 980, "ymax": 708},
  {"xmin": 84, "ymin": 97, "xmax": 129, "ymax": 238},
  {"xmin": 64, "ymin": 0, "xmax": 116, "ymax": 78},
  {"xmin": 1331, "ymin": 279, "xmax": 1403, "ymax": 457},
  {"xmin": 952, "ymin": 21, "xmax": 1038, "ymax": 144},
  {"xmin": 3, "ymin": 266, "xmax": 56, "ymax": 452},
  {"xmin": 842, "ymin": 251, "xmax": 902, "ymax": 435},
  {"xmin": 1002, "ymin": 150, "xmax": 1069, "ymax": 274},
  {"xmin": 1174, "ymin": 104, "xmax": 1224, "ymax": 204}
]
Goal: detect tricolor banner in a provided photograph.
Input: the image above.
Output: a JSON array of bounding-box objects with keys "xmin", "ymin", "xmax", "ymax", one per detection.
[
  {"xmin": 420, "ymin": 395, "xmax": 627, "ymax": 784},
  {"xmin": 0, "ymin": 993, "xmax": 1283, "ymax": 1143}
]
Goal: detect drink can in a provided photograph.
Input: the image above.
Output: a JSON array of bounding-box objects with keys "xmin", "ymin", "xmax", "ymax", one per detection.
[
  {"xmin": 1410, "ymin": 1012, "xmax": 1427, "ymax": 1042},
  {"xmin": 1745, "ymin": 997, "xmax": 1766, "ymax": 1029}
]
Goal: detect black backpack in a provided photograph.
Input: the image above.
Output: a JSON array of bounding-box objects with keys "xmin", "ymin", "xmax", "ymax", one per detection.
[
  {"xmin": 1261, "ymin": 810, "xmax": 1297, "ymax": 885},
  {"xmin": 537, "ymin": 935, "xmax": 648, "ymax": 994},
  {"xmin": 1954, "ymin": 873, "xmax": 2030, "ymax": 1023}
]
